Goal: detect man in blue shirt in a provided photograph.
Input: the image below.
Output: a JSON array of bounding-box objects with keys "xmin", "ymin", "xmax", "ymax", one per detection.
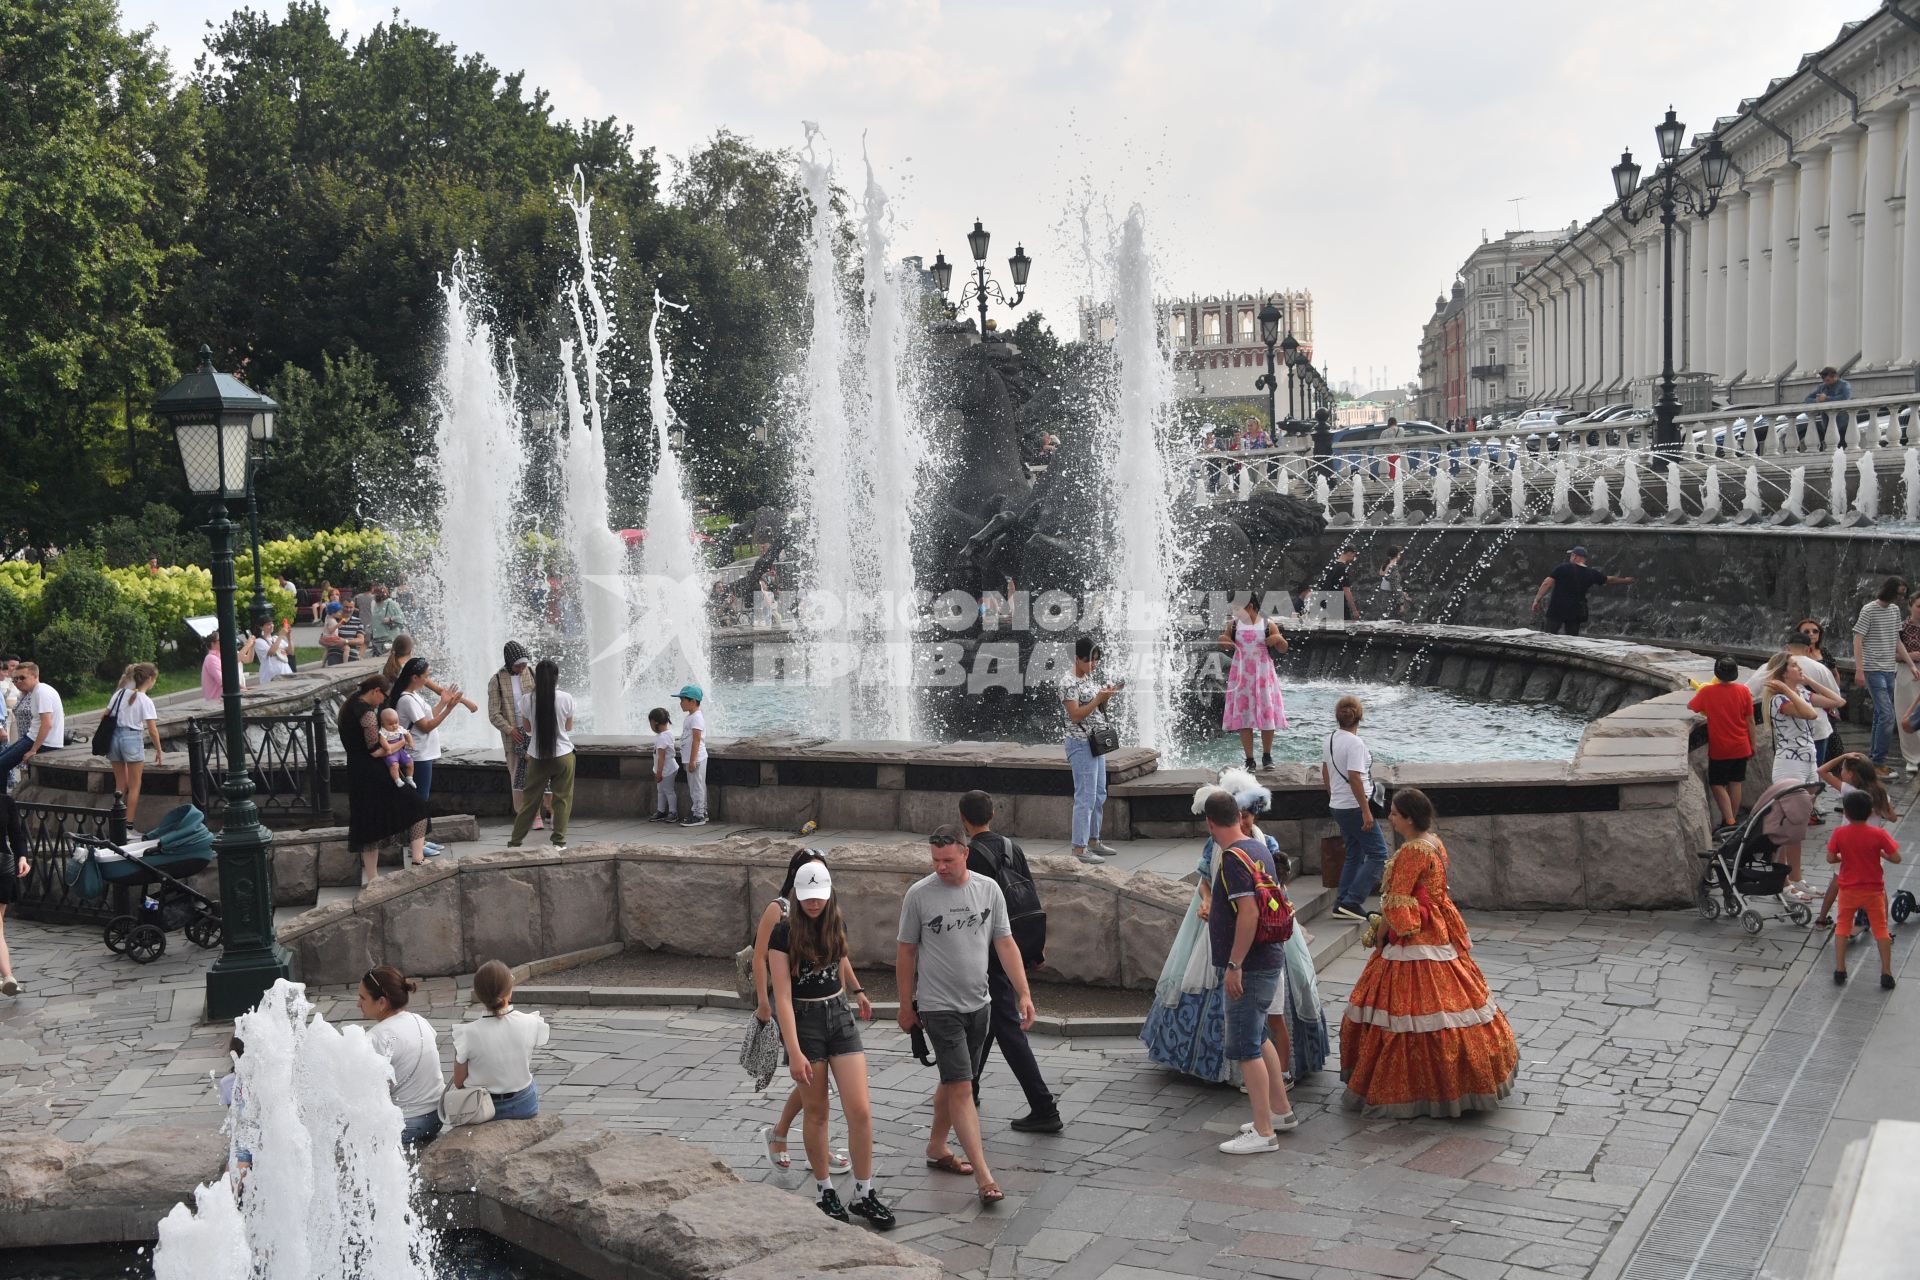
[{"xmin": 1805, "ymin": 365, "xmax": 1853, "ymax": 448}]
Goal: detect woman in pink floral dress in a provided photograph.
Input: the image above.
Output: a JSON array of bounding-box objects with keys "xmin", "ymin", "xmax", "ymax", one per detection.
[{"xmin": 1220, "ymin": 599, "xmax": 1288, "ymax": 769}]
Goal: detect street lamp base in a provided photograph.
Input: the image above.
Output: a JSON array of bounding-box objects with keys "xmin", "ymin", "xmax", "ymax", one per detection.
[{"xmin": 205, "ymin": 945, "xmax": 294, "ymax": 1022}]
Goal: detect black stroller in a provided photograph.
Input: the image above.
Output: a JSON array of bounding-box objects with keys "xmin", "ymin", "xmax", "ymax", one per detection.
[
  {"xmin": 1695, "ymin": 780, "xmax": 1820, "ymax": 935},
  {"xmin": 66, "ymin": 804, "xmax": 222, "ymax": 964}
]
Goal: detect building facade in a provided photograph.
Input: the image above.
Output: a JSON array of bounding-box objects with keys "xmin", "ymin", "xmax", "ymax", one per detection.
[
  {"xmin": 1519, "ymin": 8, "xmax": 1920, "ymax": 410},
  {"xmin": 1081, "ymin": 290, "xmax": 1315, "ymax": 409},
  {"xmin": 1417, "ymin": 231, "xmax": 1566, "ymax": 421}
]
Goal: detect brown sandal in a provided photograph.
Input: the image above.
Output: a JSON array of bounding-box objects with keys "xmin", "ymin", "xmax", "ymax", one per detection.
[
  {"xmin": 924, "ymin": 1153, "xmax": 973, "ymax": 1176},
  {"xmin": 978, "ymin": 1182, "xmax": 1004, "ymax": 1205}
]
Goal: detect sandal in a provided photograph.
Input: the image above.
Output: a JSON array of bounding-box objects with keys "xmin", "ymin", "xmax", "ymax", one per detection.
[
  {"xmin": 760, "ymin": 1125, "xmax": 791, "ymax": 1171},
  {"xmin": 978, "ymin": 1182, "xmax": 1004, "ymax": 1206},
  {"xmin": 925, "ymin": 1152, "xmax": 974, "ymax": 1176}
]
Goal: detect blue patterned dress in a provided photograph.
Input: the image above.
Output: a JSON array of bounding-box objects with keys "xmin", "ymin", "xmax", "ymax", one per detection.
[{"xmin": 1140, "ymin": 834, "xmax": 1330, "ymax": 1082}]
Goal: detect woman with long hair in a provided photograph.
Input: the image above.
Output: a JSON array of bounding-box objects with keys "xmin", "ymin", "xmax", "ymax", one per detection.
[
  {"xmin": 754, "ymin": 850, "xmax": 849, "ymax": 1176},
  {"xmin": 768, "ymin": 861, "xmax": 892, "ymax": 1229},
  {"xmin": 337, "ymin": 673, "xmax": 430, "ymax": 884},
  {"xmin": 253, "ymin": 618, "xmax": 294, "ymax": 686},
  {"xmin": 1761, "ymin": 652, "xmax": 1841, "ymax": 899},
  {"xmin": 1340, "ymin": 788, "xmax": 1518, "ymax": 1118},
  {"xmin": 1218, "ymin": 599, "xmax": 1287, "ymax": 771},
  {"xmin": 507, "ymin": 659, "xmax": 575, "ymax": 849},
  {"xmin": 104, "ymin": 663, "xmax": 163, "ymax": 832},
  {"xmin": 383, "ymin": 635, "xmax": 479, "ymax": 711},
  {"xmin": 391, "ymin": 656, "xmax": 467, "ymax": 855}
]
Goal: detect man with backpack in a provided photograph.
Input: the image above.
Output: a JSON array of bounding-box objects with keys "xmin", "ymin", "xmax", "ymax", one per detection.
[
  {"xmin": 1202, "ymin": 789, "xmax": 1295, "ymax": 1154},
  {"xmin": 957, "ymin": 790, "xmax": 1061, "ymax": 1134}
]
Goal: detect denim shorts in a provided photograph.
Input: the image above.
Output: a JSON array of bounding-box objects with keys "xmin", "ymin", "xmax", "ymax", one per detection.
[
  {"xmin": 793, "ymin": 997, "xmax": 864, "ymax": 1062},
  {"xmin": 107, "ymin": 726, "xmax": 145, "ymax": 763},
  {"xmin": 400, "ymin": 1110, "xmax": 442, "ymax": 1145},
  {"xmin": 920, "ymin": 1006, "xmax": 990, "ymax": 1084},
  {"xmin": 1221, "ymin": 965, "xmax": 1282, "ymax": 1061}
]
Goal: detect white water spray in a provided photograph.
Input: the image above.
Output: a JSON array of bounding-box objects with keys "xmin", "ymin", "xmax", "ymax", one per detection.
[
  {"xmin": 1741, "ymin": 465, "xmax": 1764, "ymax": 516},
  {"xmin": 1589, "ymin": 474, "xmax": 1612, "ymax": 520},
  {"xmin": 1665, "ymin": 462, "xmax": 1683, "ymax": 518},
  {"xmin": 1472, "ymin": 459, "xmax": 1492, "ymax": 521},
  {"xmin": 1621, "ymin": 455, "xmax": 1643, "ymax": 518},
  {"xmin": 1391, "ymin": 467, "xmax": 1406, "ymax": 522},
  {"xmin": 559, "ymin": 170, "xmax": 632, "ymax": 733},
  {"xmin": 1854, "ymin": 452, "xmax": 1878, "ymax": 519},
  {"xmin": 1785, "ymin": 466, "xmax": 1808, "ymax": 518},
  {"xmin": 421, "ymin": 259, "xmax": 521, "ymax": 746},
  {"xmin": 1431, "ymin": 466, "xmax": 1452, "ymax": 520},
  {"xmin": 1350, "ymin": 472, "xmax": 1366, "ymax": 522},
  {"xmin": 1829, "ymin": 446, "xmax": 1848, "ymax": 515},
  {"xmin": 1103, "ymin": 207, "xmax": 1183, "ymax": 749},
  {"xmin": 1701, "ymin": 465, "xmax": 1722, "ymax": 520},
  {"xmin": 1550, "ymin": 455, "xmax": 1572, "ymax": 516},
  {"xmin": 1314, "ymin": 473, "xmax": 1332, "ymax": 521},
  {"xmin": 1509, "ymin": 456, "xmax": 1526, "ymax": 520},
  {"xmin": 153, "ymin": 982, "xmax": 432, "ymax": 1280},
  {"xmin": 1905, "ymin": 448, "xmax": 1920, "ymax": 522}
]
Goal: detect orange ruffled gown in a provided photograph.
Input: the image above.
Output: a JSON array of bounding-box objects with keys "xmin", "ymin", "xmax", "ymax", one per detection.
[{"xmin": 1339, "ymin": 832, "xmax": 1519, "ymax": 1118}]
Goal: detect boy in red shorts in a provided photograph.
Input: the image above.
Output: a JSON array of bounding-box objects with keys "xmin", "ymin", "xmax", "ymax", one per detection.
[
  {"xmin": 1688, "ymin": 655, "xmax": 1754, "ymax": 830},
  {"xmin": 1826, "ymin": 789, "xmax": 1902, "ymax": 989}
]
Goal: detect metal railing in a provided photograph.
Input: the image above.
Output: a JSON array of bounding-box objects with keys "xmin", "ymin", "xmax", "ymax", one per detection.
[
  {"xmin": 186, "ymin": 703, "xmax": 333, "ymax": 824},
  {"xmin": 10, "ymin": 797, "xmax": 126, "ymax": 924}
]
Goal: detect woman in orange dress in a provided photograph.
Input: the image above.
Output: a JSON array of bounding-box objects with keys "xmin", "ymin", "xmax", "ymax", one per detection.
[{"xmin": 1340, "ymin": 788, "xmax": 1518, "ymax": 1118}]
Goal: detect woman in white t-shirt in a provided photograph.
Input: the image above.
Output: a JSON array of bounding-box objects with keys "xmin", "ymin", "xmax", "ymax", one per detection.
[
  {"xmin": 392, "ymin": 657, "xmax": 467, "ymax": 854},
  {"xmin": 253, "ymin": 619, "xmax": 294, "ymax": 686},
  {"xmin": 358, "ymin": 965, "xmax": 445, "ymax": 1144},
  {"xmin": 508, "ymin": 659, "xmax": 576, "ymax": 850},
  {"xmin": 104, "ymin": 663, "xmax": 163, "ymax": 833},
  {"xmin": 1323, "ymin": 695, "xmax": 1388, "ymax": 922},
  {"xmin": 451, "ymin": 960, "xmax": 549, "ymax": 1121}
]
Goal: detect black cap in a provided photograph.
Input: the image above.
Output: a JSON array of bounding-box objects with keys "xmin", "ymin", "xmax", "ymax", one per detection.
[{"xmin": 1568, "ymin": 545, "xmax": 1590, "ymax": 558}]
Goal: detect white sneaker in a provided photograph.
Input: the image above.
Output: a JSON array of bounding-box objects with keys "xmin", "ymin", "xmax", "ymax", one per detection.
[
  {"xmin": 1075, "ymin": 849, "xmax": 1106, "ymax": 865},
  {"xmin": 1239, "ymin": 1113, "xmax": 1298, "ymax": 1135},
  {"xmin": 1218, "ymin": 1129, "xmax": 1280, "ymax": 1155}
]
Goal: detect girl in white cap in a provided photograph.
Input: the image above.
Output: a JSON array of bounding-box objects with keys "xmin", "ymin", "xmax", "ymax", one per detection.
[{"xmin": 769, "ymin": 860, "xmax": 893, "ymax": 1231}]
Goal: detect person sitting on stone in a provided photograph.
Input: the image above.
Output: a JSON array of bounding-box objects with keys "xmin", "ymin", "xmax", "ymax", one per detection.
[{"xmin": 450, "ymin": 960, "xmax": 549, "ymax": 1121}]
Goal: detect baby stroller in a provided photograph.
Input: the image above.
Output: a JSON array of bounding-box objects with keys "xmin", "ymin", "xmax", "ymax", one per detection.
[
  {"xmin": 1695, "ymin": 780, "xmax": 1820, "ymax": 935},
  {"xmin": 66, "ymin": 804, "xmax": 222, "ymax": 964}
]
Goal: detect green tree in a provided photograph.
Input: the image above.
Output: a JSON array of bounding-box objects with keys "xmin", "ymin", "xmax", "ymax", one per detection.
[
  {"xmin": 0, "ymin": 0, "xmax": 201, "ymax": 555},
  {"xmin": 258, "ymin": 346, "xmax": 410, "ymax": 534}
]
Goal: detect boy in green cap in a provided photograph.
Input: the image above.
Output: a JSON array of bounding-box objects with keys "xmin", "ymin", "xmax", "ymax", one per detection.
[{"xmin": 677, "ymin": 684, "xmax": 708, "ymax": 826}]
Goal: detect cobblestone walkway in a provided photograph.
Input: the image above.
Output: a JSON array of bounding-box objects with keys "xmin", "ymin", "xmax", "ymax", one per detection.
[{"xmin": 0, "ymin": 888, "xmax": 1855, "ymax": 1280}]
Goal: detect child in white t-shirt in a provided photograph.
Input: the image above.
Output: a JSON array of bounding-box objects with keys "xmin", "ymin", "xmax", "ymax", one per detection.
[
  {"xmin": 649, "ymin": 706, "xmax": 679, "ymax": 822},
  {"xmin": 676, "ymin": 685, "xmax": 708, "ymax": 826}
]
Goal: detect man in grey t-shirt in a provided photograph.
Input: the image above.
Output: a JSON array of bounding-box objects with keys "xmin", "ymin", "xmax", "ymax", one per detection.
[{"xmin": 898, "ymin": 825, "xmax": 1035, "ymax": 1206}]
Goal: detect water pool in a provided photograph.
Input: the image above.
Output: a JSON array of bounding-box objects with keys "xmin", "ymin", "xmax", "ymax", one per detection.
[
  {"xmin": 0, "ymin": 1231, "xmax": 580, "ymax": 1279},
  {"xmin": 690, "ymin": 677, "xmax": 1588, "ymax": 770}
]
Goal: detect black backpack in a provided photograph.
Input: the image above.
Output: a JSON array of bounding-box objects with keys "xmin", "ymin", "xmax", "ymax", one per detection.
[{"xmin": 979, "ymin": 834, "xmax": 1046, "ymax": 969}]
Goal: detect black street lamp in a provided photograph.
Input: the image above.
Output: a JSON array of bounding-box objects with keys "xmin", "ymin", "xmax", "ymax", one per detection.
[
  {"xmin": 933, "ymin": 219, "xmax": 1030, "ymax": 337},
  {"xmin": 243, "ymin": 402, "xmax": 279, "ymax": 631},
  {"xmin": 1611, "ymin": 107, "xmax": 1731, "ymax": 462},
  {"xmin": 1279, "ymin": 332, "xmax": 1301, "ymax": 420},
  {"xmin": 1252, "ymin": 299, "xmax": 1282, "ymax": 433},
  {"xmin": 152, "ymin": 345, "xmax": 292, "ymax": 1021}
]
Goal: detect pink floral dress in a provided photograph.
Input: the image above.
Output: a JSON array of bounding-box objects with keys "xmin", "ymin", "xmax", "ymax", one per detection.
[{"xmin": 1222, "ymin": 616, "xmax": 1287, "ymax": 731}]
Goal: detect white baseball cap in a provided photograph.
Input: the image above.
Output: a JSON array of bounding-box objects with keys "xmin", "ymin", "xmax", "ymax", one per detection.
[{"xmin": 794, "ymin": 863, "xmax": 833, "ymax": 903}]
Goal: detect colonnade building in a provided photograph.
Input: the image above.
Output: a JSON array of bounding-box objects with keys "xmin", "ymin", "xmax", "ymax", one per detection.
[{"xmin": 1520, "ymin": 7, "xmax": 1920, "ymax": 411}]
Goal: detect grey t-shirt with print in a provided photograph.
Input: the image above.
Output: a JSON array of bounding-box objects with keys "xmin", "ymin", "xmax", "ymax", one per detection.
[
  {"xmin": 1061, "ymin": 674, "xmax": 1105, "ymax": 741},
  {"xmin": 896, "ymin": 871, "xmax": 1011, "ymax": 1014}
]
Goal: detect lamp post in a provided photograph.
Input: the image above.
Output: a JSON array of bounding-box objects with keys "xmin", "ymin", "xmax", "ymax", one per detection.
[
  {"xmin": 1279, "ymin": 333, "xmax": 1301, "ymax": 421},
  {"xmin": 153, "ymin": 345, "xmax": 292, "ymax": 1021},
  {"xmin": 243, "ymin": 405, "xmax": 279, "ymax": 631},
  {"xmin": 932, "ymin": 220, "xmax": 1030, "ymax": 336},
  {"xmin": 1252, "ymin": 300, "xmax": 1282, "ymax": 434},
  {"xmin": 1610, "ymin": 107, "xmax": 1731, "ymax": 463}
]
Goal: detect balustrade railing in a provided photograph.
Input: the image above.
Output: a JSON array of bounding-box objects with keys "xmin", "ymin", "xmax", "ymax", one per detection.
[
  {"xmin": 185, "ymin": 703, "xmax": 333, "ymax": 825},
  {"xmin": 9, "ymin": 797, "xmax": 125, "ymax": 924}
]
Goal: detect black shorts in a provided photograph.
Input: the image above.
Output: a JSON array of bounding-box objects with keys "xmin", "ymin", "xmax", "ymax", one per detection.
[
  {"xmin": 1708, "ymin": 756, "xmax": 1751, "ymax": 786},
  {"xmin": 792, "ymin": 997, "xmax": 863, "ymax": 1062},
  {"xmin": 1545, "ymin": 616, "xmax": 1584, "ymax": 637},
  {"xmin": 920, "ymin": 1006, "xmax": 990, "ymax": 1084}
]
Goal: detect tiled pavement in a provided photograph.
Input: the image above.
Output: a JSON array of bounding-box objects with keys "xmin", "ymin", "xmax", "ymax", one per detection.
[{"xmin": 3, "ymin": 810, "xmax": 1915, "ymax": 1278}]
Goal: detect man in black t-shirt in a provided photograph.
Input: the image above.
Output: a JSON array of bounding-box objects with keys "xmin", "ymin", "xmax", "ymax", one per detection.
[
  {"xmin": 1313, "ymin": 549, "xmax": 1360, "ymax": 622},
  {"xmin": 1530, "ymin": 546, "xmax": 1633, "ymax": 636},
  {"xmin": 958, "ymin": 789, "xmax": 1061, "ymax": 1134}
]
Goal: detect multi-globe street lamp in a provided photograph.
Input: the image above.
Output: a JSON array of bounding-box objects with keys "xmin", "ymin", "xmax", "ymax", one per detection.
[
  {"xmin": 930, "ymin": 220, "xmax": 1031, "ymax": 337},
  {"xmin": 1279, "ymin": 332, "xmax": 1301, "ymax": 420},
  {"xmin": 1252, "ymin": 299, "xmax": 1282, "ymax": 433},
  {"xmin": 152, "ymin": 345, "xmax": 292, "ymax": 1021},
  {"xmin": 1610, "ymin": 107, "xmax": 1731, "ymax": 461}
]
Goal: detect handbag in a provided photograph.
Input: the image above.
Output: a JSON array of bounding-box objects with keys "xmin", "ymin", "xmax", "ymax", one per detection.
[
  {"xmin": 1086, "ymin": 723, "xmax": 1120, "ymax": 757},
  {"xmin": 437, "ymin": 1083, "xmax": 496, "ymax": 1127},
  {"xmin": 739, "ymin": 1011, "xmax": 782, "ymax": 1092},
  {"xmin": 1327, "ymin": 731, "xmax": 1388, "ymax": 816},
  {"xmin": 90, "ymin": 691, "xmax": 125, "ymax": 758}
]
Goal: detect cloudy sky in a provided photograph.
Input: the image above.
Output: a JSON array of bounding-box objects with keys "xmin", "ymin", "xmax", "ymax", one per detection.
[{"xmin": 124, "ymin": 0, "xmax": 1865, "ymax": 392}]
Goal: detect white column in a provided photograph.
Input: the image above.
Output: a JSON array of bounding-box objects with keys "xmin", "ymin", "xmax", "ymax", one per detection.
[
  {"xmin": 1646, "ymin": 236, "xmax": 1663, "ymax": 377},
  {"xmin": 1902, "ymin": 93, "xmax": 1920, "ymax": 362},
  {"xmin": 1604, "ymin": 257, "xmax": 1620, "ymax": 386},
  {"xmin": 1622, "ymin": 246, "xmax": 1639, "ymax": 383},
  {"xmin": 1542, "ymin": 290, "xmax": 1559, "ymax": 395},
  {"xmin": 1826, "ymin": 127, "xmax": 1863, "ymax": 363},
  {"xmin": 1688, "ymin": 215, "xmax": 1711, "ymax": 370},
  {"xmin": 1797, "ymin": 144, "xmax": 1830, "ymax": 373},
  {"xmin": 1772, "ymin": 165, "xmax": 1800, "ymax": 376},
  {"xmin": 1746, "ymin": 180, "xmax": 1773, "ymax": 381},
  {"xmin": 1725, "ymin": 193, "xmax": 1749, "ymax": 380},
  {"xmin": 1585, "ymin": 273, "xmax": 1601, "ymax": 388},
  {"xmin": 1862, "ymin": 110, "xmax": 1899, "ymax": 364},
  {"xmin": 1705, "ymin": 205, "xmax": 1728, "ymax": 376}
]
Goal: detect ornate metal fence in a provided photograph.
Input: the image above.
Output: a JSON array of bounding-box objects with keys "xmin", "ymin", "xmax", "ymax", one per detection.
[
  {"xmin": 10, "ymin": 798, "xmax": 125, "ymax": 925},
  {"xmin": 186, "ymin": 703, "xmax": 333, "ymax": 825}
]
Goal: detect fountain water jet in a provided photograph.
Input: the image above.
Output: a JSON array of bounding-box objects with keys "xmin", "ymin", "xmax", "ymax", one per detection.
[
  {"xmin": 1431, "ymin": 466, "xmax": 1452, "ymax": 521},
  {"xmin": 1589, "ymin": 474, "xmax": 1612, "ymax": 521},
  {"xmin": 1854, "ymin": 451, "xmax": 1879, "ymax": 519},
  {"xmin": 1472, "ymin": 459, "xmax": 1492, "ymax": 521},
  {"xmin": 1621, "ymin": 455, "xmax": 1643, "ymax": 519},
  {"xmin": 1785, "ymin": 466, "xmax": 1808, "ymax": 519},
  {"xmin": 1701, "ymin": 465, "xmax": 1722, "ymax": 520},
  {"xmin": 1829, "ymin": 447, "xmax": 1849, "ymax": 515},
  {"xmin": 1906, "ymin": 448, "xmax": 1920, "ymax": 522},
  {"xmin": 1742, "ymin": 465, "xmax": 1764, "ymax": 517},
  {"xmin": 1665, "ymin": 463, "xmax": 1683, "ymax": 519},
  {"xmin": 1509, "ymin": 456, "xmax": 1526, "ymax": 520},
  {"xmin": 1314, "ymin": 473, "xmax": 1333, "ymax": 521},
  {"xmin": 1351, "ymin": 472, "xmax": 1366, "ymax": 522},
  {"xmin": 1390, "ymin": 467, "xmax": 1406, "ymax": 523}
]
